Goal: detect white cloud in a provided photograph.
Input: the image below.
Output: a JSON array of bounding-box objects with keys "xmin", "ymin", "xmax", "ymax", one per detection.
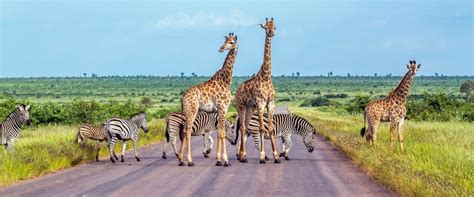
[{"xmin": 154, "ymin": 10, "xmax": 258, "ymax": 30}]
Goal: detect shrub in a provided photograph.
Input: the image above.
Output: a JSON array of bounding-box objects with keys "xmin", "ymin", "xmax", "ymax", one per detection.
[
  {"xmin": 345, "ymin": 95, "xmax": 371, "ymax": 114},
  {"xmin": 300, "ymin": 96, "xmax": 339, "ymax": 107}
]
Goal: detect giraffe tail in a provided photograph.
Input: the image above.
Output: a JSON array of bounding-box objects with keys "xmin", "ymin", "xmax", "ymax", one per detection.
[{"xmin": 360, "ymin": 110, "xmax": 366, "ymax": 137}]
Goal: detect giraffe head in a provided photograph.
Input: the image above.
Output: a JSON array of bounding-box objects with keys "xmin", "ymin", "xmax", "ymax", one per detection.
[
  {"xmin": 219, "ymin": 32, "xmax": 237, "ymax": 53},
  {"xmin": 407, "ymin": 60, "xmax": 421, "ymax": 75},
  {"xmin": 260, "ymin": 17, "xmax": 276, "ymax": 37}
]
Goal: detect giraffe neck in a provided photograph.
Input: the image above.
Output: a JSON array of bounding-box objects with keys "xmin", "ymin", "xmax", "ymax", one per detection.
[
  {"xmin": 257, "ymin": 36, "xmax": 272, "ymax": 80},
  {"xmin": 389, "ymin": 70, "xmax": 415, "ymax": 103},
  {"xmin": 211, "ymin": 47, "xmax": 237, "ymax": 86}
]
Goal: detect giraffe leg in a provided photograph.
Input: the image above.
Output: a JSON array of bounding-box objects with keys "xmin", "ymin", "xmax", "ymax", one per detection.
[
  {"xmin": 256, "ymin": 103, "xmax": 266, "ymax": 164},
  {"xmin": 389, "ymin": 119, "xmax": 398, "ymax": 149},
  {"xmin": 180, "ymin": 102, "xmax": 198, "ymax": 166},
  {"xmin": 370, "ymin": 120, "xmax": 380, "ymax": 146},
  {"xmin": 217, "ymin": 107, "xmax": 230, "ymax": 167},
  {"xmin": 236, "ymin": 106, "xmax": 245, "ymax": 161},
  {"xmin": 267, "ymin": 101, "xmax": 280, "ymax": 163},
  {"xmin": 397, "ymin": 118, "xmax": 405, "ymax": 153}
]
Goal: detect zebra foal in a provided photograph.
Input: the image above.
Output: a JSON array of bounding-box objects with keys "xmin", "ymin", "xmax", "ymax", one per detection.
[{"xmin": 77, "ymin": 123, "xmax": 118, "ymax": 162}]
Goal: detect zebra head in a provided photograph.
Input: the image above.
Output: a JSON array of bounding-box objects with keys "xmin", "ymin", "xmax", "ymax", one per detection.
[
  {"xmin": 301, "ymin": 121, "xmax": 316, "ymax": 153},
  {"xmin": 17, "ymin": 104, "xmax": 31, "ymax": 126},
  {"xmin": 132, "ymin": 112, "xmax": 149, "ymax": 133},
  {"xmin": 225, "ymin": 121, "xmax": 238, "ymax": 145}
]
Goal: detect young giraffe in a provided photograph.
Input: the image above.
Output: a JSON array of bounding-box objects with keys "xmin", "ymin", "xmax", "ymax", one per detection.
[
  {"xmin": 178, "ymin": 33, "xmax": 238, "ymax": 167},
  {"xmin": 361, "ymin": 60, "xmax": 421, "ymax": 152},
  {"xmin": 235, "ymin": 18, "xmax": 280, "ymax": 164}
]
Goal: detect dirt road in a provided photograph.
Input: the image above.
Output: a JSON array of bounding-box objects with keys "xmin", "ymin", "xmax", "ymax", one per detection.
[{"xmin": 0, "ymin": 132, "xmax": 392, "ymax": 196}]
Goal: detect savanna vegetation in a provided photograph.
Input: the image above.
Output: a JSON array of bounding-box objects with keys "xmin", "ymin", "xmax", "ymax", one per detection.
[{"xmin": 0, "ymin": 75, "xmax": 472, "ymax": 195}]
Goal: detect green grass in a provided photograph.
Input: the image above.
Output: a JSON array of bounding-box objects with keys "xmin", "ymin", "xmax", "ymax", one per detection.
[
  {"xmin": 0, "ymin": 119, "xmax": 165, "ymax": 187},
  {"xmin": 294, "ymin": 108, "xmax": 473, "ymax": 196}
]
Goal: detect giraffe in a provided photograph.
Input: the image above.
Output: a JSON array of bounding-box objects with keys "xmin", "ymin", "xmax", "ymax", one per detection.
[
  {"xmin": 178, "ymin": 33, "xmax": 238, "ymax": 167},
  {"xmin": 235, "ymin": 18, "xmax": 280, "ymax": 164},
  {"xmin": 360, "ymin": 60, "xmax": 421, "ymax": 152}
]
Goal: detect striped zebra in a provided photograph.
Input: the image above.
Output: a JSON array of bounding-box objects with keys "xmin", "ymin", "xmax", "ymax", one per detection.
[
  {"xmin": 162, "ymin": 112, "xmax": 238, "ymax": 159},
  {"xmin": 1, "ymin": 104, "xmax": 31, "ymax": 152},
  {"xmin": 236, "ymin": 113, "xmax": 316, "ymax": 160},
  {"xmin": 77, "ymin": 123, "xmax": 118, "ymax": 162},
  {"xmin": 104, "ymin": 112, "xmax": 149, "ymax": 163}
]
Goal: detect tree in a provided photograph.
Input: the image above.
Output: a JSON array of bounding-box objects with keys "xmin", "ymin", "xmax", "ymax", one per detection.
[
  {"xmin": 91, "ymin": 73, "xmax": 98, "ymax": 78},
  {"xmin": 435, "ymin": 73, "xmax": 439, "ymax": 77},
  {"xmin": 140, "ymin": 97, "xmax": 153, "ymax": 107},
  {"xmin": 83, "ymin": 73, "xmax": 87, "ymax": 78},
  {"xmin": 291, "ymin": 73, "xmax": 295, "ymax": 77},
  {"xmin": 180, "ymin": 72, "xmax": 184, "ymax": 77},
  {"xmin": 296, "ymin": 72, "xmax": 300, "ymax": 77},
  {"xmin": 460, "ymin": 80, "xmax": 474, "ymax": 101},
  {"xmin": 328, "ymin": 71, "xmax": 333, "ymax": 77},
  {"xmin": 374, "ymin": 73, "xmax": 378, "ymax": 77},
  {"xmin": 347, "ymin": 73, "xmax": 351, "ymax": 77},
  {"xmin": 191, "ymin": 72, "xmax": 197, "ymax": 77}
]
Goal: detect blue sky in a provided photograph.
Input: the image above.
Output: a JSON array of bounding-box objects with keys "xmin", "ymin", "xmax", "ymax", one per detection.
[{"xmin": 0, "ymin": 0, "xmax": 472, "ymax": 77}]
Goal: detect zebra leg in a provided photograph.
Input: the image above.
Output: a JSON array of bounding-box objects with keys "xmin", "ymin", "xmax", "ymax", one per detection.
[
  {"xmin": 283, "ymin": 138, "xmax": 292, "ymax": 160},
  {"xmin": 267, "ymin": 101, "xmax": 280, "ymax": 163},
  {"xmin": 121, "ymin": 141, "xmax": 127, "ymax": 162},
  {"xmin": 203, "ymin": 132, "xmax": 210, "ymax": 158},
  {"xmin": 108, "ymin": 137, "xmax": 117, "ymax": 163},
  {"xmin": 162, "ymin": 141, "xmax": 168, "ymax": 159},
  {"xmin": 253, "ymin": 134, "xmax": 268, "ymax": 161},
  {"xmin": 171, "ymin": 136, "xmax": 178, "ymax": 158},
  {"xmin": 96, "ymin": 141, "xmax": 103, "ymax": 162},
  {"xmin": 133, "ymin": 140, "xmax": 140, "ymax": 162},
  {"xmin": 256, "ymin": 103, "xmax": 267, "ymax": 164},
  {"xmin": 208, "ymin": 132, "xmax": 214, "ymax": 154}
]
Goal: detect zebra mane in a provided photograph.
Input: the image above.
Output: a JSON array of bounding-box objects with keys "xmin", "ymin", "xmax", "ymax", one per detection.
[
  {"xmin": 130, "ymin": 112, "xmax": 146, "ymax": 119},
  {"xmin": 3, "ymin": 107, "xmax": 21, "ymax": 122},
  {"xmin": 291, "ymin": 114, "xmax": 315, "ymax": 135}
]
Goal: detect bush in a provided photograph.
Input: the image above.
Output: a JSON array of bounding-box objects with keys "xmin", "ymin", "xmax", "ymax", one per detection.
[
  {"xmin": 300, "ymin": 96, "xmax": 339, "ymax": 107},
  {"xmin": 324, "ymin": 93, "xmax": 348, "ymax": 98},
  {"xmin": 345, "ymin": 95, "xmax": 371, "ymax": 114},
  {"xmin": 406, "ymin": 93, "xmax": 474, "ymax": 122}
]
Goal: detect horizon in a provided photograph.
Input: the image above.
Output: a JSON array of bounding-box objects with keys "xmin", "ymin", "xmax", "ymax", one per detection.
[{"xmin": 1, "ymin": 0, "xmax": 472, "ymax": 77}]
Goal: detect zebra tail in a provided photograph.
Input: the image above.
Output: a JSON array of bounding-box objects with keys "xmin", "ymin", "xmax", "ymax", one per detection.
[
  {"xmin": 360, "ymin": 110, "xmax": 366, "ymax": 137},
  {"xmin": 76, "ymin": 129, "xmax": 83, "ymax": 144},
  {"xmin": 165, "ymin": 115, "xmax": 170, "ymax": 143},
  {"xmin": 178, "ymin": 122, "xmax": 185, "ymax": 142}
]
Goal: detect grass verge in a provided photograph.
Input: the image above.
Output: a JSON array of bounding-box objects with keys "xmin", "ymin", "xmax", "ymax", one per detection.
[
  {"xmin": 294, "ymin": 108, "xmax": 473, "ymax": 196},
  {"xmin": 0, "ymin": 119, "xmax": 165, "ymax": 187}
]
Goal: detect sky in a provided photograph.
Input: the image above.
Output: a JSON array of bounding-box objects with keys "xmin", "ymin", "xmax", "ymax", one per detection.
[{"xmin": 0, "ymin": 0, "xmax": 472, "ymax": 77}]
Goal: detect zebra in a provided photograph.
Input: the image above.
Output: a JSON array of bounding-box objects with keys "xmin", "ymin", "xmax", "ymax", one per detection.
[
  {"xmin": 1, "ymin": 104, "xmax": 31, "ymax": 152},
  {"xmin": 236, "ymin": 113, "xmax": 316, "ymax": 160},
  {"xmin": 162, "ymin": 112, "xmax": 238, "ymax": 159},
  {"xmin": 104, "ymin": 112, "xmax": 149, "ymax": 163},
  {"xmin": 77, "ymin": 123, "xmax": 118, "ymax": 162}
]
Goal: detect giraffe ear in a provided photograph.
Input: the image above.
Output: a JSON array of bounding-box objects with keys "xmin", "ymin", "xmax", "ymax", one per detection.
[
  {"xmin": 417, "ymin": 64, "xmax": 421, "ymax": 69},
  {"xmin": 260, "ymin": 24, "xmax": 265, "ymax": 29},
  {"xmin": 234, "ymin": 36, "xmax": 237, "ymax": 41},
  {"xmin": 224, "ymin": 35, "xmax": 227, "ymax": 39},
  {"xmin": 271, "ymin": 17, "xmax": 274, "ymax": 21},
  {"xmin": 25, "ymin": 105, "xmax": 30, "ymax": 111},
  {"xmin": 406, "ymin": 64, "xmax": 410, "ymax": 69}
]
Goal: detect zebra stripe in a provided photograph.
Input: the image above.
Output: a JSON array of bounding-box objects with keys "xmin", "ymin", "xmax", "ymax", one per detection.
[
  {"xmin": 77, "ymin": 123, "xmax": 116, "ymax": 161},
  {"xmin": 162, "ymin": 112, "xmax": 237, "ymax": 159},
  {"xmin": 105, "ymin": 112, "xmax": 149, "ymax": 163},
  {"xmin": 238, "ymin": 113, "xmax": 316, "ymax": 160},
  {"xmin": 1, "ymin": 104, "xmax": 31, "ymax": 152}
]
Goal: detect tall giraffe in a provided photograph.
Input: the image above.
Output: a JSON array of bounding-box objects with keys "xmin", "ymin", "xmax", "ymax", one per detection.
[
  {"xmin": 235, "ymin": 18, "xmax": 280, "ymax": 164},
  {"xmin": 361, "ymin": 60, "xmax": 421, "ymax": 152},
  {"xmin": 178, "ymin": 33, "xmax": 238, "ymax": 166}
]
